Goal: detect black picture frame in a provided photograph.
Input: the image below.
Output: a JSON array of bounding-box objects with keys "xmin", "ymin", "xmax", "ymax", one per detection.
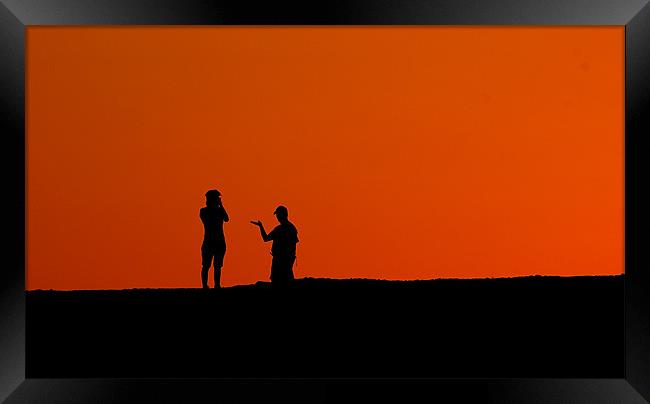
[{"xmin": 1, "ymin": 0, "xmax": 649, "ymax": 402}]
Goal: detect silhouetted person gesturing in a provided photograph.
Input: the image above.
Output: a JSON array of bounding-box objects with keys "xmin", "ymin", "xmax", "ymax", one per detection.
[
  {"xmin": 200, "ymin": 189, "xmax": 229, "ymax": 289},
  {"xmin": 251, "ymin": 206, "xmax": 299, "ymax": 286}
]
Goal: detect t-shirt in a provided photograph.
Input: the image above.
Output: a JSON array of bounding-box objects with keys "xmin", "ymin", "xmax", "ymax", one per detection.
[
  {"xmin": 200, "ymin": 206, "xmax": 227, "ymax": 244},
  {"xmin": 268, "ymin": 221, "xmax": 299, "ymax": 257}
]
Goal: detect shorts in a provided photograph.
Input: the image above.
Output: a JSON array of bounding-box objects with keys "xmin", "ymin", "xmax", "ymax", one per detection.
[{"xmin": 202, "ymin": 242, "xmax": 226, "ymax": 269}]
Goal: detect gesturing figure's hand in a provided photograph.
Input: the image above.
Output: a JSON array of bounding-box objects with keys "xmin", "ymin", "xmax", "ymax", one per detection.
[{"xmin": 250, "ymin": 220, "xmax": 263, "ymax": 227}]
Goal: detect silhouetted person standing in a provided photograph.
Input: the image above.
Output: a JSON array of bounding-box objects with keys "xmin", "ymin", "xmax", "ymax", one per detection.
[
  {"xmin": 251, "ymin": 206, "xmax": 299, "ymax": 286},
  {"xmin": 200, "ymin": 189, "xmax": 229, "ymax": 289}
]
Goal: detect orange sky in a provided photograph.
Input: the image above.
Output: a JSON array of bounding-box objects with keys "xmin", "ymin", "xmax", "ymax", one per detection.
[{"xmin": 26, "ymin": 27, "xmax": 623, "ymax": 290}]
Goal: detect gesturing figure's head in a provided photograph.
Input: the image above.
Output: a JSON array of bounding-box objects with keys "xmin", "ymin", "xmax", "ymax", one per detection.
[{"xmin": 273, "ymin": 205, "xmax": 289, "ymax": 223}]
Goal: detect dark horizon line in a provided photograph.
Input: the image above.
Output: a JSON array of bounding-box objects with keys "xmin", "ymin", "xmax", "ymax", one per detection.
[{"xmin": 27, "ymin": 273, "xmax": 624, "ymax": 292}]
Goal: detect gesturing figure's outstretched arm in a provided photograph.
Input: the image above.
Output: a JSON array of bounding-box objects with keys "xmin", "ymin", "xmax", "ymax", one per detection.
[{"xmin": 250, "ymin": 221, "xmax": 271, "ymax": 242}]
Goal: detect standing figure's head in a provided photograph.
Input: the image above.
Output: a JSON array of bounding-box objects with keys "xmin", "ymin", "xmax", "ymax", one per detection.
[
  {"xmin": 205, "ymin": 189, "xmax": 222, "ymax": 208},
  {"xmin": 273, "ymin": 205, "xmax": 289, "ymax": 223}
]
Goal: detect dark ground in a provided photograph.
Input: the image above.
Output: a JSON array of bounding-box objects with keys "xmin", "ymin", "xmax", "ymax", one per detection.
[{"xmin": 26, "ymin": 276, "xmax": 623, "ymax": 378}]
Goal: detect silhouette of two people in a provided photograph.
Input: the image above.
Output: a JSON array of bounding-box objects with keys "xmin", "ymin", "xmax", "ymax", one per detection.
[
  {"xmin": 200, "ymin": 190, "xmax": 229, "ymax": 289},
  {"xmin": 201, "ymin": 189, "xmax": 299, "ymax": 289},
  {"xmin": 251, "ymin": 205, "xmax": 299, "ymax": 287}
]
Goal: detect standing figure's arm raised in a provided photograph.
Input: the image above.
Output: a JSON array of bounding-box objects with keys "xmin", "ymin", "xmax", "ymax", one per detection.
[{"xmin": 221, "ymin": 204, "xmax": 229, "ymax": 222}]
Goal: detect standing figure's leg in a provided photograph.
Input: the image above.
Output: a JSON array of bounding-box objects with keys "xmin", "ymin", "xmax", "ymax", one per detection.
[
  {"xmin": 213, "ymin": 266, "xmax": 221, "ymax": 289},
  {"xmin": 201, "ymin": 245, "xmax": 213, "ymax": 289},
  {"xmin": 213, "ymin": 245, "xmax": 225, "ymax": 289}
]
